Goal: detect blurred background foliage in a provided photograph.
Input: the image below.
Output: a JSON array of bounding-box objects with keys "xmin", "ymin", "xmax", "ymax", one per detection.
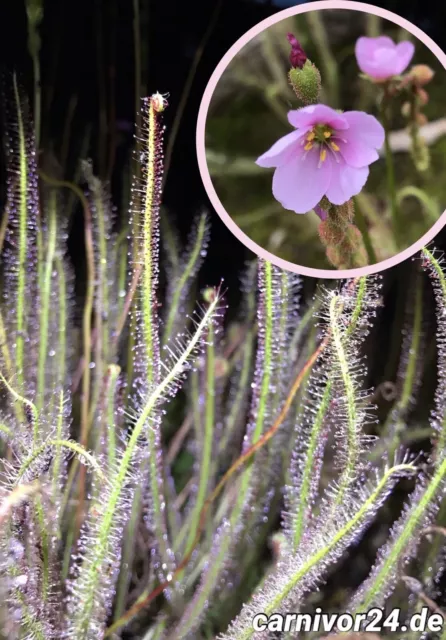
[{"xmin": 206, "ymin": 10, "xmax": 446, "ymax": 269}]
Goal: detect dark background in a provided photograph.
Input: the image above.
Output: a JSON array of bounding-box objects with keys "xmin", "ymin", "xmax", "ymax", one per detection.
[{"xmin": 1, "ymin": 0, "xmax": 446, "ymax": 296}]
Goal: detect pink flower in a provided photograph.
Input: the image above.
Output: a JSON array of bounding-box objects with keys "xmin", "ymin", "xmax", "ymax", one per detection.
[
  {"xmin": 355, "ymin": 36, "xmax": 415, "ymax": 81},
  {"xmin": 256, "ymin": 104, "xmax": 384, "ymax": 214}
]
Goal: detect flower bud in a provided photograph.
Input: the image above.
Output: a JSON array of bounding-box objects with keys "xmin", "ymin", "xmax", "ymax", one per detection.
[
  {"xmin": 416, "ymin": 112, "xmax": 428, "ymax": 126},
  {"xmin": 410, "ymin": 64, "xmax": 435, "ymax": 86},
  {"xmin": 318, "ymin": 220, "xmax": 345, "ymax": 246},
  {"xmin": 314, "ymin": 204, "xmax": 328, "ymax": 221},
  {"xmin": 288, "ymin": 60, "xmax": 321, "ymax": 105},
  {"xmin": 326, "ymin": 246, "xmax": 342, "ymax": 268},
  {"xmin": 341, "ymin": 225, "xmax": 362, "ymax": 252},
  {"xmin": 318, "ymin": 196, "xmax": 332, "ymax": 210},
  {"xmin": 332, "ymin": 200, "xmax": 354, "ymax": 224},
  {"xmin": 417, "ymin": 87, "xmax": 429, "ymax": 106},
  {"xmin": 401, "ymin": 102, "xmax": 411, "ymax": 117},
  {"xmin": 286, "ymin": 33, "xmax": 307, "ymax": 69}
]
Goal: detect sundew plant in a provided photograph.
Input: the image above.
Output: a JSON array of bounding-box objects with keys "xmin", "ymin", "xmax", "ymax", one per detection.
[{"xmin": 2, "ymin": 4, "xmax": 446, "ymax": 640}]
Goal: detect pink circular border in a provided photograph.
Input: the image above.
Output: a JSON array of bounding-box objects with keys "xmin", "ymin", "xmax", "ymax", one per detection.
[{"xmin": 196, "ymin": 0, "xmax": 446, "ymax": 279}]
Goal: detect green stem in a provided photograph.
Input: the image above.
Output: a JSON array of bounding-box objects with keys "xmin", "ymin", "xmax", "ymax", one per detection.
[
  {"xmin": 380, "ymin": 91, "xmax": 400, "ymax": 244},
  {"xmin": 183, "ymin": 322, "xmax": 215, "ymax": 558},
  {"xmin": 329, "ymin": 296, "xmax": 360, "ymax": 509},
  {"xmin": 0, "ymin": 369, "xmax": 38, "ymax": 433},
  {"xmin": 52, "ymin": 391, "xmax": 66, "ymax": 503},
  {"xmin": 397, "ymin": 187, "xmax": 439, "ymax": 226},
  {"xmin": 354, "ymin": 197, "xmax": 377, "ymax": 264},
  {"xmin": 105, "ymin": 365, "xmax": 121, "ymax": 470},
  {"xmin": 293, "ymin": 380, "xmax": 332, "ymax": 549},
  {"xmin": 163, "ymin": 214, "xmax": 208, "ymax": 345},
  {"xmin": 55, "ymin": 255, "xmax": 67, "ymax": 390},
  {"xmin": 15, "ymin": 439, "xmax": 105, "ymax": 485},
  {"xmin": 36, "ymin": 191, "xmax": 57, "ymax": 414},
  {"xmin": 386, "ymin": 273, "xmax": 423, "ymax": 459},
  {"xmin": 13, "ymin": 75, "xmax": 29, "ymax": 393}
]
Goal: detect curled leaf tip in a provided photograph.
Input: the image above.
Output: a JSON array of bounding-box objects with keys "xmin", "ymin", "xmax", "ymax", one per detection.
[{"xmin": 150, "ymin": 92, "xmax": 169, "ymax": 112}]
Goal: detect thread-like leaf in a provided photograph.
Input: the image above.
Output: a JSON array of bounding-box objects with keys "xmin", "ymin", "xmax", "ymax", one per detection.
[
  {"xmin": 421, "ymin": 247, "xmax": 446, "ymax": 458},
  {"xmin": 163, "ymin": 212, "xmax": 210, "ymax": 345},
  {"xmin": 219, "ymin": 463, "xmax": 416, "ymax": 640},
  {"xmin": 3, "ymin": 77, "xmax": 39, "ymax": 396},
  {"xmin": 66, "ymin": 293, "xmax": 220, "ymax": 637},
  {"xmin": 350, "ymin": 457, "xmax": 446, "ymax": 613},
  {"xmin": 285, "ymin": 277, "xmax": 380, "ymax": 548}
]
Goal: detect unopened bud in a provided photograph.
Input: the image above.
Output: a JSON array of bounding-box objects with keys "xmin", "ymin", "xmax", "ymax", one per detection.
[
  {"xmin": 318, "ymin": 196, "xmax": 332, "ymax": 212},
  {"xmin": 326, "ymin": 246, "xmax": 342, "ymax": 268},
  {"xmin": 401, "ymin": 102, "xmax": 411, "ymax": 118},
  {"xmin": 341, "ymin": 225, "xmax": 362, "ymax": 252},
  {"xmin": 416, "ymin": 112, "xmax": 428, "ymax": 126},
  {"xmin": 332, "ymin": 200, "xmax": 355, "ymax": 224},
  {"xmin": 314, "ymin": 204, "xmax": 328, "ymax": 221},
  {"xmin": 353, "ymin": 244, "xmax": 368, "ymax": 268},
  {"xmin": 286, "ymin": 33, "xmax": 307, "ymax": 69},
  {"xmin": 318, "ymin": 220, "xmax": 345, "ymax": 246},
  {"xmin": 417, "ymin": 87, "xmax": 429, "ymax": 106},
  {"xmin": 288, "ymin": 60, "xmax": 321, "ymax": 105},
  {"xmin": 410, "ymin": 64, "xmax": 435, "ymax": 86}
]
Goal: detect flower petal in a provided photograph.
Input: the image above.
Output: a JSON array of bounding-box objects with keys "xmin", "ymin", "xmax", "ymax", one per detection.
[
  {"xmin": 394, "ymin": 41, "xmax": 415, "ymax": 75},
  {"xmin": 359, "ymin": 55, "xmax": 398, "ymax": 79},
  {"xmin": 355, "ymin": 36, "xmax": 395, "ymax": 78},
  {"xmin": 372, "ymin": 48, "xmax": 401, "ymax": 77},
  {"xmin": 342, "ymin": 111, "xmax": 385, "ymax": 149},
  {"xmin": 272, "ymin": 147, "xmax": 331, "ymax": 214},
  {"xmin": 336, "ymin": 138, "xmax": 379, "ymax": 168},
  {"xmin": 255, "ymin": 129, "xmax": 308, "ymax": 168},
  {"xmin": 325, "ymin": 162, "xmax": 369, "ymax": 205},
  {"xmin": 288, "ymin": 104, "xmax": 348, "ymax": 131},
  {"xmin": 355, "ymin": 35, "xmax": 409, "ymax": 79},
  {"xmin": 355, "ymin": 35, "xmax": 394, "ymax": 60}
]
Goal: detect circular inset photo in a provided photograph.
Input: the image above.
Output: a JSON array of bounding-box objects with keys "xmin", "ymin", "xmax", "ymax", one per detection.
[{"xmin": 197, "ymin": 1, "xmax": 446, "ymax": 276}]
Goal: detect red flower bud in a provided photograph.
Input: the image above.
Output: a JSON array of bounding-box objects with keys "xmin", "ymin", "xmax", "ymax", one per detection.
[{"xmin": 287, "ymin": 33, "xmax": 307, "ymax": 69}]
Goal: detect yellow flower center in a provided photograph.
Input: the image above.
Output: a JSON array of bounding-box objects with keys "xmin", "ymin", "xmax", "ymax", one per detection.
[{"xmin": 303, "ymin": 124, "xmax": 341, "ymax": 166}]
